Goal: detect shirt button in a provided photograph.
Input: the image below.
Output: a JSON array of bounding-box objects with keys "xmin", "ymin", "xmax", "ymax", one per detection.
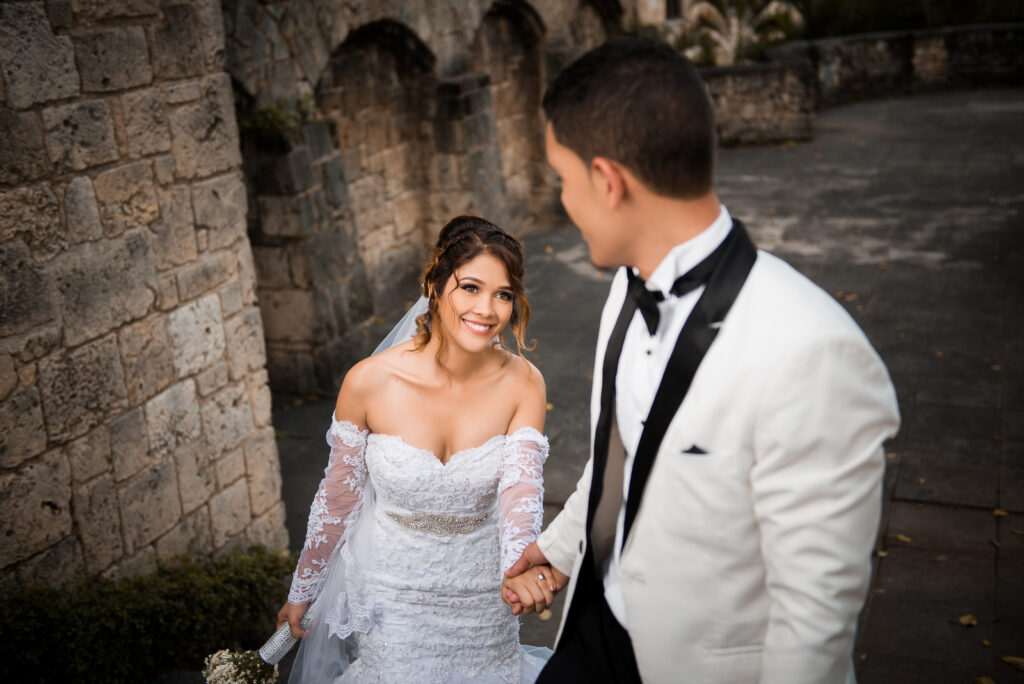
[{"xmin": 645, "ymin": 349, "xmax": 653, "ymax": 356}]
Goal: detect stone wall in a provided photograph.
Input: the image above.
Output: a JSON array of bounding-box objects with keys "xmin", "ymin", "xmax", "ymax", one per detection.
[
  {"xmin": 0, "ymin": 0, "xmax": 287, "ymax": 587},
  {"xmin": 701, "ymin": 62, "xmax": 814, "ymax": 146},
  {"xmin": 226, "ymin": 0, "xmax": 626, "ymax": 395},
  {"xmin": 769, "ymin": 23, "xmax": 1024, "ymax": 107}
]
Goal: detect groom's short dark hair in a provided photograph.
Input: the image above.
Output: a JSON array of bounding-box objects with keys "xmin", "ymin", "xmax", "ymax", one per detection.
[{"xmin": 542, "ymin": 38, "xmax": 715, "ymax": 199}]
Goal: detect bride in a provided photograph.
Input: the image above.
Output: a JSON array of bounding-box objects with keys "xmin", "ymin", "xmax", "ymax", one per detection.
[{"xmin": 277, "ymin": 216, "xmax": 557, "ymax": 683}]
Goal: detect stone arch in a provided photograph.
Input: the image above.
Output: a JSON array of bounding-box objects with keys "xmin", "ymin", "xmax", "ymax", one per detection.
[
  {"xmin": 470, "ymin": 1, "xmax": 547, "ymax": 230},
  {"xmin": 570, "ymin": 0, "xmax": 621, "ymax": 53}
]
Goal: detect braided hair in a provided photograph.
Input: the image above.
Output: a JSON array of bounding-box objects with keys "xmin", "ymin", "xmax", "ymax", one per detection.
[{"xmin": 413, "ymin": 216, "xmax": 534, "ymax": 364}]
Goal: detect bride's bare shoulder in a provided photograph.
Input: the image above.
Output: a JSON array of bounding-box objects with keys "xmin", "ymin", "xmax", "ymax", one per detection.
[{"xmin": 335, "ymin": 342, "xmax": 418, "ymax": 423}]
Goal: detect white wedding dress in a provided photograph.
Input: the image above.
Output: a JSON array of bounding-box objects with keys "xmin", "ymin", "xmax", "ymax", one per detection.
[{"xmin": 287, "ymin": 415, "xmax": 551, "ymax": 683}]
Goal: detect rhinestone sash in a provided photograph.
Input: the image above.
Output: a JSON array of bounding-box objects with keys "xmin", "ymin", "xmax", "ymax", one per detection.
[{"xmin": 385, "ymin": 510, "xmax": 490, "ymax": 536}]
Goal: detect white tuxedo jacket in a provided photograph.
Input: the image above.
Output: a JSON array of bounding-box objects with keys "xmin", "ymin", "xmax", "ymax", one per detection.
[{"xmin": 538, "ymin": 251, "xmax": 900, "ymax": 683}]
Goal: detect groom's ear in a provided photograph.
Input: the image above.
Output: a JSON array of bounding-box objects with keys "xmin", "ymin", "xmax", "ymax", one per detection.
[{"xmin": 590, "ymin": 156, "xmax": 626, "ymax": 211}]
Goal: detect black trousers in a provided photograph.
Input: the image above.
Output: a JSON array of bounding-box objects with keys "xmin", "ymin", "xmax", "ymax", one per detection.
[{"xmin": 537, "ymin": 569, "xmax": 642, "ymax": 684}]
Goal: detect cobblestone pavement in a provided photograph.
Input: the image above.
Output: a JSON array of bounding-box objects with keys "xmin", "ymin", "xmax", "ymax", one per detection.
[{"xmin": 273, "ymin": 88, "xmax": 1024, "ymax": 681}]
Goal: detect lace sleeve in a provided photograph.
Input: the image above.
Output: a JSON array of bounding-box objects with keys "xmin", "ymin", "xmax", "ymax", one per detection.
[
  {"xmin": 287, "ymin": 416, "xmax": 369, "ymax": 605},
  {"xmin": 498, "ymin": 427, "xmax": 549, "ymax": 573}
]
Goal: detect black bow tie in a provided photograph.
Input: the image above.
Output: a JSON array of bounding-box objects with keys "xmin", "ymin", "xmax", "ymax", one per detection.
[{"xmin": 625, "ymin": 249, "xmax": 723, "ymax": 335}]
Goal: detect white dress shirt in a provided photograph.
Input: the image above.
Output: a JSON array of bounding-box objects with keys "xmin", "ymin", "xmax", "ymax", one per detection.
[{"xmin": 603, "ymin": 205, "xmax": 733, "ymax": 626}]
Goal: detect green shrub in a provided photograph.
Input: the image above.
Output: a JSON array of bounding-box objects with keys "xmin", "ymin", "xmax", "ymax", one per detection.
[{"xmin": 0, "ymin": 547, "xmax": 296, "ymax": 684}]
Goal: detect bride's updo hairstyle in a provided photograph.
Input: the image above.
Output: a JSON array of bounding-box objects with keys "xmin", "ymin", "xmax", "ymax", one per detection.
[{"xmin": 413, "ymin": 215, "xmax": 534, "ymax": 361}]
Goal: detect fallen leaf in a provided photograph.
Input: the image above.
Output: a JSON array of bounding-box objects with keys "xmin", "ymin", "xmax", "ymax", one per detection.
[
  {"xmin": 991, "ymin": 365, "xmax": 1002, "ymax": 372},
  {"xmin": 991, "ymin": 540, "xmax": 1000, "ymax": 548},
  {"xmin": 959, "ymin": 614, "xmax": 979, "ymax": 627},
  {"xmin": 994, "ymin": 509, "xmax": 1009, "ymax": 517},
  {"xmin": 545, "ymin": 403, "xmax": 554, "ymax": 411},
  {"xmin": 375, "ymin": 317, "xmax": 385, "ymax": 324},
  {"xmin": 974, "ymin": 677, "xmax": 995, "ymax": 684},
  {"xmin": 886, "ymin": 452, "xmax": 899, "ymax": 460},
  {"xmin": 538, "ymin": 609, "xmax": 552, "ymax": 621},
  {"xmin": 876, "ymin": 262, "xmax": 888, "ymax": 270},
  {"xmin": 1013, "ymin": 529, "xmax": 1024, "ymax": 536},
  {"xmin": 544, "ymin": 245, "xmax": 554, "ymax": 255},
  {"xmin": 935, "ymin": 554, "xmax": 948, "ymax": 562},
  {"xmin": 304, "ymin": 394, "xmax": 319, "ymax": 402},
  {"xmin": 873, "ymin": 588, "xmax": 886, "ymax": 594},
  {"xmin": 834, "ymin": 290, "xmax": 846, "ymax": 299},
  {"xmin": 918, "ymin": 477, "xmax": 927, "ymax": 485},
  {"xmin": 982, "ymin": 639, "xmax": 992, "ymax": 647},
  {"xmin": 876, "ymin": 549, "xmax": 889, "ymax": 558},
  {"xmin": 1003, "ymin": 656, "xmax": 1024, "ymax": 671},
  {"xmin": 275, "ymin": 430, "xmax": 288, "ymax": 439},
  {"xmin": 293, "ymin": 398, "xmax": 303, "ymax": 407},
  {"xmin": 896, "ymin": 534, "xmax": 913, "ymax": 544},
  {"xmin": 855, "ymin": 305, "xmax": 864, "ymax": 312},
  {"xmin": 935, "ymin": 351, "xmax": 944, "ymax": 358},
  {"xmin": 842, "ymin": 292, "xmax": 859, "ymax": 302},
  {"xmin": 859, "ymin": 652, "xmax": 867, "ymax": 661}
]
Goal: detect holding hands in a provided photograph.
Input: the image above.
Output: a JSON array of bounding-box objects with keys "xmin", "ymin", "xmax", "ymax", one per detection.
[{"xmin": 502, "ymin": 542, "xmax": 570, "ymax": 616}]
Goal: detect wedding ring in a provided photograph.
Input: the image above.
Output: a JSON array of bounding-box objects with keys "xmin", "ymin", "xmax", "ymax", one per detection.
[{"xmin": 537, "ymin": 573, "xmax": 546, "ymax": 582}]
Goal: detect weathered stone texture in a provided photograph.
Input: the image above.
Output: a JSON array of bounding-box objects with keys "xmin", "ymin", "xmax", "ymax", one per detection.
[
  {"xmin": 119, "ymin": 460, "xmax": 181, "ymax": 554},
  {"xmin": 260, "ymin": 289, "xmax": 319, "ymax": 343},
  {"xmin": 0, "ymin": 183, "xmax": 65, "ymax": 260},
  {"xmin": 196, "ymin": 361, "xmax": 229, "ymax": 397},
  {"xmin": 243, "ymin": 427, "xmax": 279, "ymax": 516},
  {"xmin": 64, "ymin": 176, "xmax": 103, "ymax": 244},
  {"xmin": 109, "ymin": 407, "xmax": 150, "ymax": 482},
  {"xmin": 120, "ymin": 87, "xmax": 172, "ymax": 158},
  {"xmin": 0, "ymin": 386, "xmax": 47, "ymax": 469},
  {"xmin": 167, "ymin": 294, "xmax": 226, "ymax": 378},
  {"xmin": 248, "ymin": 369, "xmax": 272, "ymax": 428},
  {"xmin": 118, "ymin": 314, "xmax": 175, "ymax": 404},
  {"xmin": 55, "ymin": 232, "xmax": 156, "ymax": 346},
  {"xmin": 175, "ymin": 438, "xmax": 216, "ymax": 514},
  {"xmin": 41, "ymin": 100, "xmax": 119, "ymax": 173},
  {"xmin": 38, "ymin": 335, "xmax": 128, "ymax": 443},
  {"xmin": 150, "ymin": 3, "xmax": 204, "ymax": 79},
  {"xmin": 0, "ymin": 241, "xmax": 57, "ymax": 338},
  {"xmin": 150, "ymin": 185, "xmax": 198, "ymax": 269},
  {"xmin": 201, "ymin": 382, "xmax": 253, "ymax": 454},
  {"xmin": 209, "ymin": 477, "xmax": 250, "ymax": 548},
  {"xmin": 155, "ymin": 505, "xmax": 213, "ymax": 560},
  {"xmin": 191, "ymin": 173, "xmax": 247, "ymax": 250},
  {"xmin": 16, "ymin": 534, "xmax": 84, "ymax": 586},
  {"xmin": 114, "ymin": 546, "xmax": 157, "ymax": 578},
  {"xmin": 219, "ymin": 281, "xmax": 244, "ymax": 318},
  {"xmin": 0, "ymin": 3, "xmax": 79, "ymax": 110},
  {"xmin": 168, "ymin": 74, "xmax": 242, "ymax": 180},
  {"xmin": 224, "ymin": 307, "xmax": 266, "ymax": 382},
  {"xmin": 246, "ymin": 500, "xmax": 287, "ymax": 551},
  {"xmin": 70, "ymin": 0, "xmax": 159, "ymax": 21},
  {"xmin": 215, "ymin": 446, "xmax": 244, "ymax": 489},
  {"xmin": 73, "ymin": 473, "xmax": 123, "ymax": 572},
  {"xmin": 93, "ymin": 161, "xmax": 160, "ymax": 237},
  {"xmin": 145, "ymin": 380, "xmax": 201, "ymax": 460},
  {"xmin": 0, "ymin": 353, "xmax": 14, "ymax": 401},
  {"xmin": 67, "ymin": 425, "xmax": 110, "ymax": 483},
  {"xmin": 73, "ymin": 26, "xmax": 153, "ymax": 92},
  {"xmin": 0, "ymin": 450, "xmax": 72, "ymax": 565},
  {"xmin": 0, "ymin": 109, "xmax": 51, "ymax": 185},
  {"xmin": 177, "ymin": 251, "xmax": 233, "ymax": 302}
]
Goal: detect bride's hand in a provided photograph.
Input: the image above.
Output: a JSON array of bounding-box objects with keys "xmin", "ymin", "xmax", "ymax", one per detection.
[
  {"xmin": 277, "ymin": 601, "xmax": 308, "ymax": 639},
  {"xmin": 502, "ymin": 565, "xmax": 556, "ymax": 616}
]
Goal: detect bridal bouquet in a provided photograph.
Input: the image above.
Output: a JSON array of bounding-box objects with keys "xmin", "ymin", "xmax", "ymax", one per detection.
[{"xmin": 203, "ymin": 649, "xmax": 279, "ymax": 684}]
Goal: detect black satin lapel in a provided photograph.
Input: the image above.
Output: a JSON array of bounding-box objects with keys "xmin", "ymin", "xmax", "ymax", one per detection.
[{"xmin": 621, "ymin": 221, "xmax": 758, "ymax": 548}]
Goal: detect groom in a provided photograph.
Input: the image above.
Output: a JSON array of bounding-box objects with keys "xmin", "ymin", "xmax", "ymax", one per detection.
[{"xmin": 504, "ymin": 39, "xmax": 900, "ymax": 683}]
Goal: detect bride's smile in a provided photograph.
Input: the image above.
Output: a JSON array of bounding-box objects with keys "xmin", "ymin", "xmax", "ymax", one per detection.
[{"xmin": 437, "ymin": 252, "xmax": 515, "ymax": 350}]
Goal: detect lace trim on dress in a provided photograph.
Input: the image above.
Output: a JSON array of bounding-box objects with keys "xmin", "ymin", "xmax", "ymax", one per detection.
[
  {"xmin": 497, "ymin": 427, "xmax": 549, "ymax": 573},
  {"xmin": 328, "ymin": 416, "xmax": 369, "ymax": 448}
]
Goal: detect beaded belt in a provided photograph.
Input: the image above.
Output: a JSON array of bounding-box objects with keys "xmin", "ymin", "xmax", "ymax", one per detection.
[{"xmin": 385, "ymin": 510, "xmax": 490, "ymax": 536}]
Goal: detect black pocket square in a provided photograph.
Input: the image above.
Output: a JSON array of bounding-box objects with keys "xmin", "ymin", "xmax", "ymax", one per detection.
[{"xmin": 682, "ymin": 444, "xmax": 709, "ymax": 455}]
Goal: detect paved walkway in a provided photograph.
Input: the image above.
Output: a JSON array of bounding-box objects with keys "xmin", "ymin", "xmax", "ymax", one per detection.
[{"xmin": 273, "ymin": 89, "xmax": 1024, "ymax": 682}]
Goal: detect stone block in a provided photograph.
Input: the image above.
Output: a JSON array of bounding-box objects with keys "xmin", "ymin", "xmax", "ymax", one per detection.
[
  {"xmin": 73, "ymin": 473, "xmax": 122, "ymax": 572},
  {"xmin": 71, "ymin": 0, "xmax": 159, "ymax": 21},
  {"xmin": 0, "ymin": 386, "xmax": 47, "ymax": 469},
  {"xmin": 55, "ymin": 233, "xmax": 156, "ymax": 347},
  {"xmin": 237, "ymin": 244, "xmax": 257, "ymax": 306},
  {"xmin": 67, "ymin": 425, "xmax": 110, "ymax": 483},
  {"xmin": 72, "ymin": 26, "xmax": 152, "ymax": 92},
  {"xmin": 38, "ymin": 335, "xmax": 128, "ymax": 443},
  {"xmin": 16, "ymin": 534, "xmax": 84, "ymax": 587},
  {"xmin": 244, "ymin": 427, "xmax": 280, "ymax": 517},
  {"xmin": 196, "ymin": 362, "xmax": 228, "ymax": 398},
  {"xmin": 92, "ymin": 161, "xmax": 159, "ymax": 237},
  {"xmin": 155, "ymin": 505, "xmax": 213, "ymax": 560},
  {"xmin": 153, "ymin": 154, "xmax": 176, "ymax": 185},
  {"xmin": 201, "ymin": 382, "xmax": 253, "ymax": 454},
  {"xmin": 168, "ymin": 74, "xmax": 242, "ymax": 180},
  {"xmin": 303, "ymin": 121, "xmax": 333, "ymax": 160},
  {"xmin": 219, "ymin": 281, "xmax": 243, "ymax": 318},
  {"xmin": 0, "ymin": 183, "xmax": 65, "ymax": 260},
  {"xmin": 115, "ymin": 546, "xmax": 157, "ymax": 578},
  {"xmin": 109, "ymin": 407, "xmax": 150, "ymax": 482},
  {"xmin": 195, "ymin": 0, "xmax": 226, "ymax": 70},
  {"xmin": 224, "ymin": 308, "xmax": 267, "ymax": 382},
  {"xmin": 150, "ymin": 3, "xmax": 203, "ymax": 78},
  {"xmin": 260, "ymin": 289, "xmax": 321, "ymax": 343},
  {"xmin": 0, "ymin": 3, "xmax": 79, "ymax": 110},
  {"xmin": 0, "ymin": 109, "xmax": 51, "ymax": 185},
  {"xmin": 392, "ymin": 190, "xmax": 425, "ymax": 240},
  {"xmin": 0, "ymin": 449, "xmax": 72, "ymax": 565},
  {"xmin": 274, "ymin": 147, "xmax": 315, "ymax": 193},
  {"xmin": 145, "ymin": 380, "xmax": 200, "ymax": 460},
  {"xmin": 120, "ymin": 88, "xmax": 171, "ymax": 158},
  {"xmin": 245, "ymin": 500, "xmax": 287, "ymax": 551},
  {"xmin": 118, "ymin": 314, "xmax": 174, "ymax": 404},
  {"xmin": 175, "ymin": 438, "xmax": 215, "ymax": 514},
  {"xmin": 64, "ymin": 176, "xmax": 103, "ymax": 244},
  {"xmin": 257, "ymin": 194, "xmax": 315, "ymax": 238},
  {"xmin": 150, "ymin": 185, "xmax": 198, "ymax": 269},
  {"xmin": 7, "ymin": 327, "xmax": 61, "ymax": 365},
  {"xmin": 252, "ymin": 245, "xmax": 292, "ymax": 288},
  {"xmin": 167, "ymin": 294, "xmax": 226, "ymax": 378},
  {"xmin": 321, "ymin": 157, "xmax": 350, "ymax": 209},
  {"xmin": 41, "ymin": 100, "xmax": 118, "ymax": 174},
  {"xmin": 209, "ymin": 478, "xmax": 250, "ymax": 548},
  {"xmin": 0, "ymin": 353, "xmax": 13, "ymax": 401},
  {"xmin": 119, "ymin": 460, "xmax": 181, "ymax": 554},
  {"xmin": 190, "ymin": 172, "xmax": 247, "ymax": 251},
  {"xmin": 0, "ymin": 241, "xmax": 57, "ymax": 338},
  {"xmin": 163, "ymin": 81, "xmax": 201, "ymax": 105},
  {"xmin": 176, "ymin": 251, "xmax": 233, "ymax": 302},
  {"xmin": 215, "ymin": 447, "xmax": 245, "ymax": 488},
  {"xmin": 248, "ymin": 370, "xmax": 272, "ymax": 429},
  {"xmin": 155, "ymin": 272, "xmax": 178, "ymax": 310}
]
